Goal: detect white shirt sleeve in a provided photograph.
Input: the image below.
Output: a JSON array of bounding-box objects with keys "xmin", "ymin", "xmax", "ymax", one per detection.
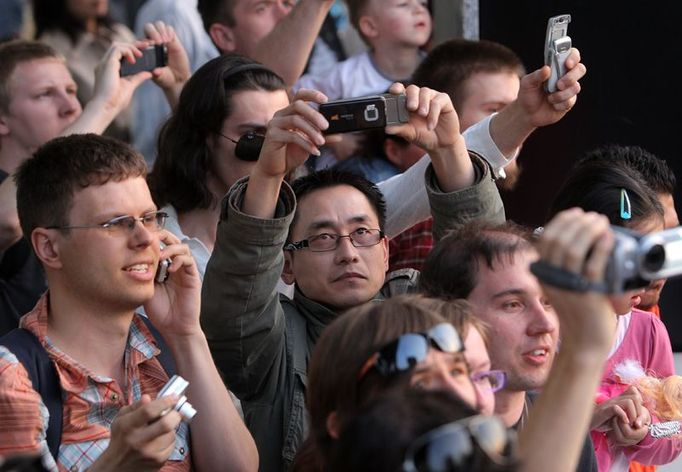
[{"xmin": 378, "ymin": 116, "xmax": 516, "ymax": 237}]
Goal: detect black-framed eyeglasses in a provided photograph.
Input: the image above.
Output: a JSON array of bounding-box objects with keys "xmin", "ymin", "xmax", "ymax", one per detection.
[
  {"xmin": 218, "ymin": 131, "xmax": 265, "ymax": 162},
  {"xmin": 357, "ymin": 323, "xmax": 464, "ymax": 381},
  {"xmin": 285, "ymin": 228, "xmax": 384, "ymax": 252},
  {"xmin": 402, "ymin": 415, "xmax": 517, "ymax": 472},
  {"xmin": 46, "ymin": 211, "xmax": 168, "ymax": 236},
  {"xmin": 470, "ymin": 370, "xmax": 506, "ymax": 394}
]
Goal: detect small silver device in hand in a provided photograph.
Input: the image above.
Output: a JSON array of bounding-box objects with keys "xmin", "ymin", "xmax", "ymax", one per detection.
[{"xmin": 157, "ymin": 375, "xmax": 197, "ymax": 422}]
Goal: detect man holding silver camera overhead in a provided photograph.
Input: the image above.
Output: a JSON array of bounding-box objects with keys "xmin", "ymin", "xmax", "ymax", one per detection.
[{"xmin": 0, "ymin": 134, "xmax": 257, "ymax": 472}]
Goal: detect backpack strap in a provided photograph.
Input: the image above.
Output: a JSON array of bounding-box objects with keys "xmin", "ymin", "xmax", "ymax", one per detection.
[
  {"xmin": 0, "ymin": 328, "xmax": 61, "ymax": 460},
  {"xmin": 138, "ymin": 314, "xmax": 176, "ymax": 376}
]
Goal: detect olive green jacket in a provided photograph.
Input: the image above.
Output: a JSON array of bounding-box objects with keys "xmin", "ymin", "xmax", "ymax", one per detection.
[{"xmin": 200, "ymin": 154, "xmax": 504, "ymax": 472}]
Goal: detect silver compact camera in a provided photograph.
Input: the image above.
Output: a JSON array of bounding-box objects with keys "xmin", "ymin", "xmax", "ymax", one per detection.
[
  {"xmin": 157, "ymin": 375, "xmax": 197, "ymax": 422},
  {"xmin": 605, "ymin": 226, "xmax": 682, "ymax": 293}
]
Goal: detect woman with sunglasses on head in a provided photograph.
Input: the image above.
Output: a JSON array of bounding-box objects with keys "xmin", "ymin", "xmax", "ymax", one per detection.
[{"xmin": 294, "ymin": 295, "xmax": 504, "ymax": 471}]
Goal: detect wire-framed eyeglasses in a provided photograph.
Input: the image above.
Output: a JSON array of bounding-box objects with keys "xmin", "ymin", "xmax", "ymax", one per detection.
[
  {"xmin": 284, "ymin": 228, "xmax": 384, "ymax": 252},
  {"xmin": 46, "ymin": 211, "xmax": 168, "ymax": 236}
]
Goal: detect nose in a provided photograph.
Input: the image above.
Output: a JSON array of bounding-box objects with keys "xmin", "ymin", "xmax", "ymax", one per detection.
[
  {"xmin": 333, "ymin": 236, "xmax": 360, "ymax": 264},
  {"xmin": 59, "ymin": 91, "xmax": 81, "ymax": 118},
  {"xmin": 129, "ymin": 219, "xmax": 155, "ymax": 249},
  {"xmin": 526, "ymin": 299, "xmax": 558, "ymax": 337}
]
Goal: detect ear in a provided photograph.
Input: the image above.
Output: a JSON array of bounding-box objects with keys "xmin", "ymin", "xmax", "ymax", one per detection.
[
  {"xmin": 383, "ymin": 139, "xmax": 402, "ymax": 168},
  {"xmin": 0, "ymin": 112, "xmax": 10, "ymax": 137},
  {"xmin": 208, "ymin": 22, "xmax": 238, "ymax": 53},
  {"xmin": 326, "ymin": 411, "xmax": 341, "ymax": 439},
  {"xmin": 282, "ymin": 251, "xmax": 296, "ymax": 285},
  {"xmin": 358, "ymin": 15, "xmax": 379, "ymax": 40},
  {"xmin": 31, "ymin": 228, "xmax": 63, "ymax": 270}
]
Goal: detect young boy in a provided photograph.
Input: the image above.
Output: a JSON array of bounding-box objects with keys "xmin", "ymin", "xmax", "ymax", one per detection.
[{"xmin": 293, "ymin": 0, "xmax": 430, "ymax": 99}]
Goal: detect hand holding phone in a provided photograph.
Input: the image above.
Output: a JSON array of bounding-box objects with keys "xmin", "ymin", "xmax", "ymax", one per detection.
[
  {"xmin": 120, "ymin": 44, "xmax": 168, "ymax": 77},
  {"xmin": 544, "ymin": 14, "xmax": 572, "ymax": 93}
]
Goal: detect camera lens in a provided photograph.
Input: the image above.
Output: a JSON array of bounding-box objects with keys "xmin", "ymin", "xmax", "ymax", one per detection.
[
  {"xmin": 176, "ymin": 396, "xmax": 197, "ymax": 422},
  {"xmin": 642, "ymin": 244, "xmax": 666, "ymax": 272}
]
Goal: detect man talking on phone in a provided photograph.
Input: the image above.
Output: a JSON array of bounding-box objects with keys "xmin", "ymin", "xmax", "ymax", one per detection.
[{"xmin": 0, "ymin": 134, "xmax": 257, "ymax": 472}]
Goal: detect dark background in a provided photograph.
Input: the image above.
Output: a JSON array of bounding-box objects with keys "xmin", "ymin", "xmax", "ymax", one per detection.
[{"xmin": 480, "ymin": 1, "xmax": 682, "ymax": 349}]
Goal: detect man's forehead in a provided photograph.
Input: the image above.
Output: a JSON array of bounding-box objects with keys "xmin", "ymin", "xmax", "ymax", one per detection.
[
  {"xmin": 294, "ymin": 185, "xmax": 380, "ymax": 231},
  {"xmin": 8, "ymin": 58, "xmax": 72, "ymax": 90}
]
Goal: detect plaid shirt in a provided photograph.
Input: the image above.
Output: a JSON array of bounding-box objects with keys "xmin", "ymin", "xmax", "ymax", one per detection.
[
  {"xmin": 388, "ymin": 218, "xmax": 434, "ymax": 273},
  {"xmin": 0, "ymin": 294, "xmax": 191, "ymax": 472}
]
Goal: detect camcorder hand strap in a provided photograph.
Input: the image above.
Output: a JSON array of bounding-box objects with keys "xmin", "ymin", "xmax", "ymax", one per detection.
[{"xmin": 530, "ymin": 260, "xmax": 608, "ymax": 293}]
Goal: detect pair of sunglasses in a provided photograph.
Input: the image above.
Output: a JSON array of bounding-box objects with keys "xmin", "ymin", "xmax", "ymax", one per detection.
[
  {"xmin": 219, "ymin": 132, "xmax": 265, "ymax": 161},
  {"xmin": 402, "ymin": 415, "xmax": 516, "ymax": 472},
  {"xmin": 358, "ymin": 323, "xmax": 464, "ymax": 381}
]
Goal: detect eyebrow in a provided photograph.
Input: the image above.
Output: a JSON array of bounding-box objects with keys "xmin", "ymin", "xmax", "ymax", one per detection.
[
  {"xmin": 491, "ymin": 288, "xmax": 527, "ymax": 300},
  {"xmin": 306, "ymin": 215, "xmax": 374, "ymax": 233},
  {"xmin": 96, "ymin": 207, "xmax": 158, "ymax": 221}
]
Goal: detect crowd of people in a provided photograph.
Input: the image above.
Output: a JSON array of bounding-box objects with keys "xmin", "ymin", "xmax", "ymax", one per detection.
[{"xmin": 0, "ymin": 1, "xmax": 680, "ymax": 472}]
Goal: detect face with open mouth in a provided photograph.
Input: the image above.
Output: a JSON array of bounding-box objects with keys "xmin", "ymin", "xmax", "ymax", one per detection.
[
  {"xmin": 467, "ymin": 249, "xmax": 559, "ymax": 393},
  {"xmin": 55, "ymin": 176, "xmax": 162, "ymax": 312}
]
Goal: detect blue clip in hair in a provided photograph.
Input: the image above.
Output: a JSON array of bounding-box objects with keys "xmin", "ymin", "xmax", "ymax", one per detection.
[{"xmin": 620, "ymin": 188, "xmax": 632, "ymax": 220}]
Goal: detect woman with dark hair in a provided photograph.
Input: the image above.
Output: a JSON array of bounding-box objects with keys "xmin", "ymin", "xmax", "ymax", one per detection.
[
  {"xmin": 33, "ymin": 0, "xmax": 136, "ymax": 139},
  {"xmin": 148, "ymin": 53, "xmax": 289, "ymax": 279},
  {"xmin": 548, "ymin": 159, "xmax": 681, "ymax": 471}
]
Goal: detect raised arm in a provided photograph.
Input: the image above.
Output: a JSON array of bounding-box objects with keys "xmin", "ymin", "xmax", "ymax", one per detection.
[
  {"xmin": 518, "ymin": 208, "xmax": 615, "ymax": 472},
  {"xmin": 63, "ymin": 42, "xmax": 151, "ymax": 136},
  {"xmin": 145, "ymin": 231, "xmax": 258, "ymax": 472},
  {"xmin": 200, "ymin": 88, "xmax": 330, "ymax": 400},
  {"xmin": 249, "ymin": 0, "xmax": 334, "ymax": 87},
  {"xmin": 489, "ymin": 47, "xmax": 586, "ymax": 157}
]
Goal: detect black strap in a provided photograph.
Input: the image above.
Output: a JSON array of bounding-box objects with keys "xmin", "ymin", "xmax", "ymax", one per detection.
[
  {"xmin": 530, "ymin": 260, "xmax": 608, "ymax": 293},
  {"xmin": 139, "ymin": 315, "xmax": 176, "ymax": 376},
  {"xmin": 0, "ymin": 328, "xmax": 62, "ymax": 460},
  {"xmin": 0, "ymin": 314, "xmax": 176, "ymax": 462}
]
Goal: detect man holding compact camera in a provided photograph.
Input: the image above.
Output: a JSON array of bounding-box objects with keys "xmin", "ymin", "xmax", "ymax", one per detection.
[{"xmin": 0, "ymin": 134, "xmax": 257, "ymax": 472}]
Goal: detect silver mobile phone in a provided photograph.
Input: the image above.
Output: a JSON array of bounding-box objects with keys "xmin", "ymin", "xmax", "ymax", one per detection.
[
  {"xmin": 155, "ymin": 243, "xmax": 171, "ymax": 283},
  {"xmin": 544, "ymin": 14, "xmax": 572, "ymax": 93}
]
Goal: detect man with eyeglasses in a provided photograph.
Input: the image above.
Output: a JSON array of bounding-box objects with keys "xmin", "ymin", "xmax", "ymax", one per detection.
[
  {"xmin": 0, "ymin": 134, "xmax": 257, "ymax": 471},
  {"xmin": 200, "ymin": 83, "xmax": 505, "ymax": 471}
]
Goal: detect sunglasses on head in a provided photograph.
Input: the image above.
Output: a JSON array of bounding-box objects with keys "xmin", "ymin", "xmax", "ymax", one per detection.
[
  {"xmin": 358, "ymin": 323, "xmax": 464, "ymax": 381},
  {"xmin": 402, "ymin": 415, "xmax": 517, "ymax": 472}
]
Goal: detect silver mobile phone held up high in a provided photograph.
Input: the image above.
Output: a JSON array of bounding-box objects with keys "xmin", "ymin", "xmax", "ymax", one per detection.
[{"xmin": 544, "ymin": 14, "xmax": 572, "ymax": 93}]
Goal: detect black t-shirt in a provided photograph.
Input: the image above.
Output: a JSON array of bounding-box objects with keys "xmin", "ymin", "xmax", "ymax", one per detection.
[
  {"xmin": 0, "ymin": 170, "xmax": 47, "ymax": 335},
  {"xmin": 515, "ymin": 392, "xmax": 598, "ymax": 472}
]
